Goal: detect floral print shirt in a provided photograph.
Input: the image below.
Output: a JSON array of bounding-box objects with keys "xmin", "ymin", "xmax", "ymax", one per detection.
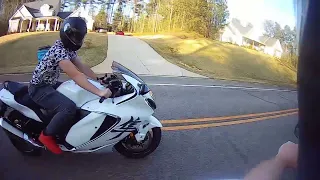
[{"xmin": 30, "ymin": 40, "xmax": 77, "ymax": 85}]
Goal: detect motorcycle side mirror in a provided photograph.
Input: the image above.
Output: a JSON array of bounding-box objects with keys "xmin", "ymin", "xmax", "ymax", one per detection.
[{"xmin": 138, "ymin": 84, "xmax": 150, "ymax": 95}]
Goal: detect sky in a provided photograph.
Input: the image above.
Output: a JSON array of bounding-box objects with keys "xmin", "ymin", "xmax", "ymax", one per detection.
[
  {"xmin": 66, "ymin": 0, "xmax": 296, "ymax": 32},
  {"xmin": 227, "ymin": 0, "xmax": 296, "ymax": 32}
]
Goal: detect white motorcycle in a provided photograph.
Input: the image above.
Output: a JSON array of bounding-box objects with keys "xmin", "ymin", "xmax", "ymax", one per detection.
[{"xmin": 0, "ymin": 61, "xmax": 162, "ymax": 158}]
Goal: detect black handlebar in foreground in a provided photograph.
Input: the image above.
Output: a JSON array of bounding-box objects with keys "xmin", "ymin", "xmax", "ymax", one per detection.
[{"xmin": 99, "ymin": 97, "xmax": 106, "ymax": 103}]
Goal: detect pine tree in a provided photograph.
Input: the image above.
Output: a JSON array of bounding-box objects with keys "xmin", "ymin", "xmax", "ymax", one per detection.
[
  {"xmin": 112, "ymin": 0, "xmax": 125, "ymax": 31},
  {"xmin": 94, "ymin": 4, "xmax": 108, "ymax": 28}
]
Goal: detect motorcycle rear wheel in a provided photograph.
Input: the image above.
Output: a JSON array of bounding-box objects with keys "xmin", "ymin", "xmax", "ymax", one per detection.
[
  {"xmin": 3, "ymin": 129, "xmax": 42, "ymax": 156},
  {"xmin": 114, "ymin": 127, "xmax": 161, "ymax": 159}
]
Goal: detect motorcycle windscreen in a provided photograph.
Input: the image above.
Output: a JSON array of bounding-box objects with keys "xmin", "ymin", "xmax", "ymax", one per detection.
[{"xmin": 111, "ymin": 61, "xmax": 144, "ymax": 84}]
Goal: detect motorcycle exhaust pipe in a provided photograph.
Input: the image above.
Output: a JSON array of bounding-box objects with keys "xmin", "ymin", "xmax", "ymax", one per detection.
[{"xmin": 0, "ymin": 118, "xmax": 43, "ymax": 148}]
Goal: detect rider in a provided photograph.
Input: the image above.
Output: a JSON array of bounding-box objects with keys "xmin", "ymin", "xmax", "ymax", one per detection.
[{"xmin": 28, "ymin": 17, "xmax": 112, "ymax": 154}]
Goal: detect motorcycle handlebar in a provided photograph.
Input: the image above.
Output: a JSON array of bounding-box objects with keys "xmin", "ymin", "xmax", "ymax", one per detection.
[{"xmin": 99, "ymin": 97, "xmax": 106, "ymax": 103}]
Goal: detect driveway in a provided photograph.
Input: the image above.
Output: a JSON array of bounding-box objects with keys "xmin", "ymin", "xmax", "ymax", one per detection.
[{"xmin": 91, "ymin": 35, "xmax": 204, "ymax": 77}]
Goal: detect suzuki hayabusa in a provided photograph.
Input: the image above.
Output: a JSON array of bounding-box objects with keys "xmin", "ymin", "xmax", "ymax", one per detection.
[{"xmin": 0, "ymin": 61, "xmax": 162, "ymax": 158}]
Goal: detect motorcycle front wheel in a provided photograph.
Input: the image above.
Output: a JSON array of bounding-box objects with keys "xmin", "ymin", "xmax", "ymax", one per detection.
[{"xmin": 114, "ymin": 127, "xmax": 161, "ymax": 159}]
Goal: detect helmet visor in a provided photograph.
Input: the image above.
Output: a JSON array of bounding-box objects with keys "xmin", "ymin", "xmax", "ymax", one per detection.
[{"xmin": 65, "ymin": 27, "xmax": 86, "ymax": 46}]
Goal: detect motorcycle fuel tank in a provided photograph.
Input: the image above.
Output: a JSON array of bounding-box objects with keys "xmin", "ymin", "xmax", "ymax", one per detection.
[{"xmin": 56, "ymin": 79, "xmax": 104, "ymax": 107}]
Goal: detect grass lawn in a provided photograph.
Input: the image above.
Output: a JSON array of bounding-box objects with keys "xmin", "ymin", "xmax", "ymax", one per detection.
[
  {"xmin": 0, "ymin": 32, "xmax": 108, "ymax": 74},
  {"xmin": 139, "ymin": 33, "xmax": 297, "ymax": 86}
]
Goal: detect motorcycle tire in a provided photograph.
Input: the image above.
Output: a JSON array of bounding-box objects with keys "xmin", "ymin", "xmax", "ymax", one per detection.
[
  {"xmin": 3, "ymin": 129, "xmax": 42, "ymax": 157},
  {"xmin": 114, "ymin": 127, "xmax": 161, "ymax": 159}
]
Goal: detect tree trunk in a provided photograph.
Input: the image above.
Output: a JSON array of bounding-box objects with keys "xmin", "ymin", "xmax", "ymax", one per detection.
[
  {"xmin": 168, "ymin": 0, "xmax": 173, "ymax": 32},
  {"xmin": 173, "ymin": 13, "xmax": 178, "ymax": 30},
  {"xmin": 181, "ymin": 11, "xmax": 186, "ymax": 30},
  {"xmin": 141, "ymin": 15, "xmax": 145, "ymax": 33},
  {"xmin": 206, "ymin": 23, "xmax": 210, "ymax": 38},
  {"xmin": 153, "ymin": 16, "xmax": 156, "ymax": 33},
  {"xmin": 110, "ymin": 2, "xmax": 115, "ymax": 23},
  {"xmin": 154, "ymin": 0, "xmax": 161, "ymax": 33},
  {"xmin": 131, "ymin": 0, "xmax": 137, "ymax": 32},
  {"xmin": 153, "ymin": 4, "xmax": 157, "ymax": 33}
]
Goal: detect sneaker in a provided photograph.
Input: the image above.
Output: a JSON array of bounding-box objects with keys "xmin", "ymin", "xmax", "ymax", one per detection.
[{"xmin": 39, "ymin": 131, "xmax": 63, "ymax": 154}]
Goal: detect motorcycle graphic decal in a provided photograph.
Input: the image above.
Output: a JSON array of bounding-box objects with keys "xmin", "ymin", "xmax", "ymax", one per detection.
[
  {"xmin": 75, "ymin": 117, "xmax": 121, "ymax": 149},
  {"xmin": 90, "ymin": 115, "xmax": 120, "ymax": 140},
  {"xmin": 110, "ymin": 116, "xmax": 141, "ymax": 140}
]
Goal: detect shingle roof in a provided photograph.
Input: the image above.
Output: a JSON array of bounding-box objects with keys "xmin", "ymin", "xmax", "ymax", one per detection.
[
  {"xmin": 230, "ymin": 18, "xmax": 254, "ymax": 37},
  {"xmin": 57, "ymin": 12, "xmax": 72, "ymax": 19},
  {"xmin": 258, "ymin": 35, "xmax": 278, "ymax": 47},
  {"xmin": 24, "ymin": 0, "xmax": 60, "ymax": 17},
  {"xmin": 24, "ymin": 0, "xmax": 59, "ymax": 10},
  {"xmin": 24, "ymin": 6, "xmax": 40, "ymax": 17},
  {"xmin": 227, "ymin": 18, "xmax": 280, "ymax": 47},
  {"xmin": 226, "ymin": 25, "xmax": 236, "ymax": 35}
]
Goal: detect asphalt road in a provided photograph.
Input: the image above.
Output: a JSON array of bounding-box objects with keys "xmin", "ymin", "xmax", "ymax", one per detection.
[{"xmin": 0, "ymin": 75, "xmax": 298, "ymax": 180}]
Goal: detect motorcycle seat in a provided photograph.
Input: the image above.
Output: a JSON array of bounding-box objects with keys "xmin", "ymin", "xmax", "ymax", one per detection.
[
  {"xmin": 3, "ymin": 81, "xmax": 62, "ymax": 122},
  {"xmin": 3, "ymin": 81, "xmax": 26, "ymax": 95},
  {"xmin": 3, "ymin": 81, "xmax": 62, "ymax": 94},
  {"xmin": 4, "ymin": 81, "xmax": 46, "ymax": 121}
]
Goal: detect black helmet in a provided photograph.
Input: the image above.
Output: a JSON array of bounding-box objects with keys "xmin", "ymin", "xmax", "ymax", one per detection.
[{"xmin": 60, "ymin": 17, "xmax": 87, "ymax": 51}]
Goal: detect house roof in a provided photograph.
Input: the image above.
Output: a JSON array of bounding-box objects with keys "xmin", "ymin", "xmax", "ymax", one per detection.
[
  {"xmin": 226, "ymin": 25, "xmax": 236, "ymax": 35},
  {"xmin": 226, "ymin": 18, "xmax": 281, "ymax": 48},
  {"xmin": 57, "ymin": 12, "xmax": 72, "ymax": 19},
  {"xmin": 258, "ymin": 35, "xmax": 278, "ymax": 47},
  {"xmin": 24, "ymin": 0, "xmax": 59, "ymax": 10},
  {"xmin": 230, "ymin": 18, "xmax": 254, "ymax": 37},
  {"xmin": 24, "ymin": 0, "xmax": 60, "ymax": 17},
  {"xmin": 24, "ymin": 6, "xmax": 41, "ymax": 17}
]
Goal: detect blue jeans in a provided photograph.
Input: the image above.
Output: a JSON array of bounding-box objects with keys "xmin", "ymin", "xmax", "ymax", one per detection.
[{"xmin": 28, "ymin": 84, "xmax": 77, "ymax": 137}]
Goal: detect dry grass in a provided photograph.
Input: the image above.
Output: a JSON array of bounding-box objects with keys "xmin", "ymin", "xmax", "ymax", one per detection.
[
  {"xmin": 139, "ymin": 33, "xmax": 297, "ymax": 86},
  {"xmin": 0, "ymin": 32, "xmax": 108, "ymax": 74}
]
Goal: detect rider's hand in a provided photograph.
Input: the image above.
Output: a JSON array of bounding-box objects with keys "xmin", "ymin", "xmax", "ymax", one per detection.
[
  {"xmin": 98, "ymin": 88, "xmax": 112, "ymax": 98},
  {"xmin": 276, "ymin": 141, "xmax": 298, "ymax": 169},
  {"xmin": 98, "ymin": 79, "xmax": 104, "ymax": 85},
  {"xmin": 96, "ymin": 77, "xmax": 104, "ymax": 85}
]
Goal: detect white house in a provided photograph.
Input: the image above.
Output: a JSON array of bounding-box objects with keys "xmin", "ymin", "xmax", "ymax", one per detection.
[
  {"xmin": 68, "ymin": 7, "xmax": 94, "ymax": 32},
  {"xmin": 8, "ymin": 0, "xmax": 95, "ymax": 33},
  {"xmin": 220, "ymin": 18, "xmax": 283, "ymax": 58},
  {"xmin": 258, "ymin": 36, "xmax": 283, "ymax": 58},
  {"xmin": 220, "ymin": 18, "xmax": 254, "ymax": 46}
]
